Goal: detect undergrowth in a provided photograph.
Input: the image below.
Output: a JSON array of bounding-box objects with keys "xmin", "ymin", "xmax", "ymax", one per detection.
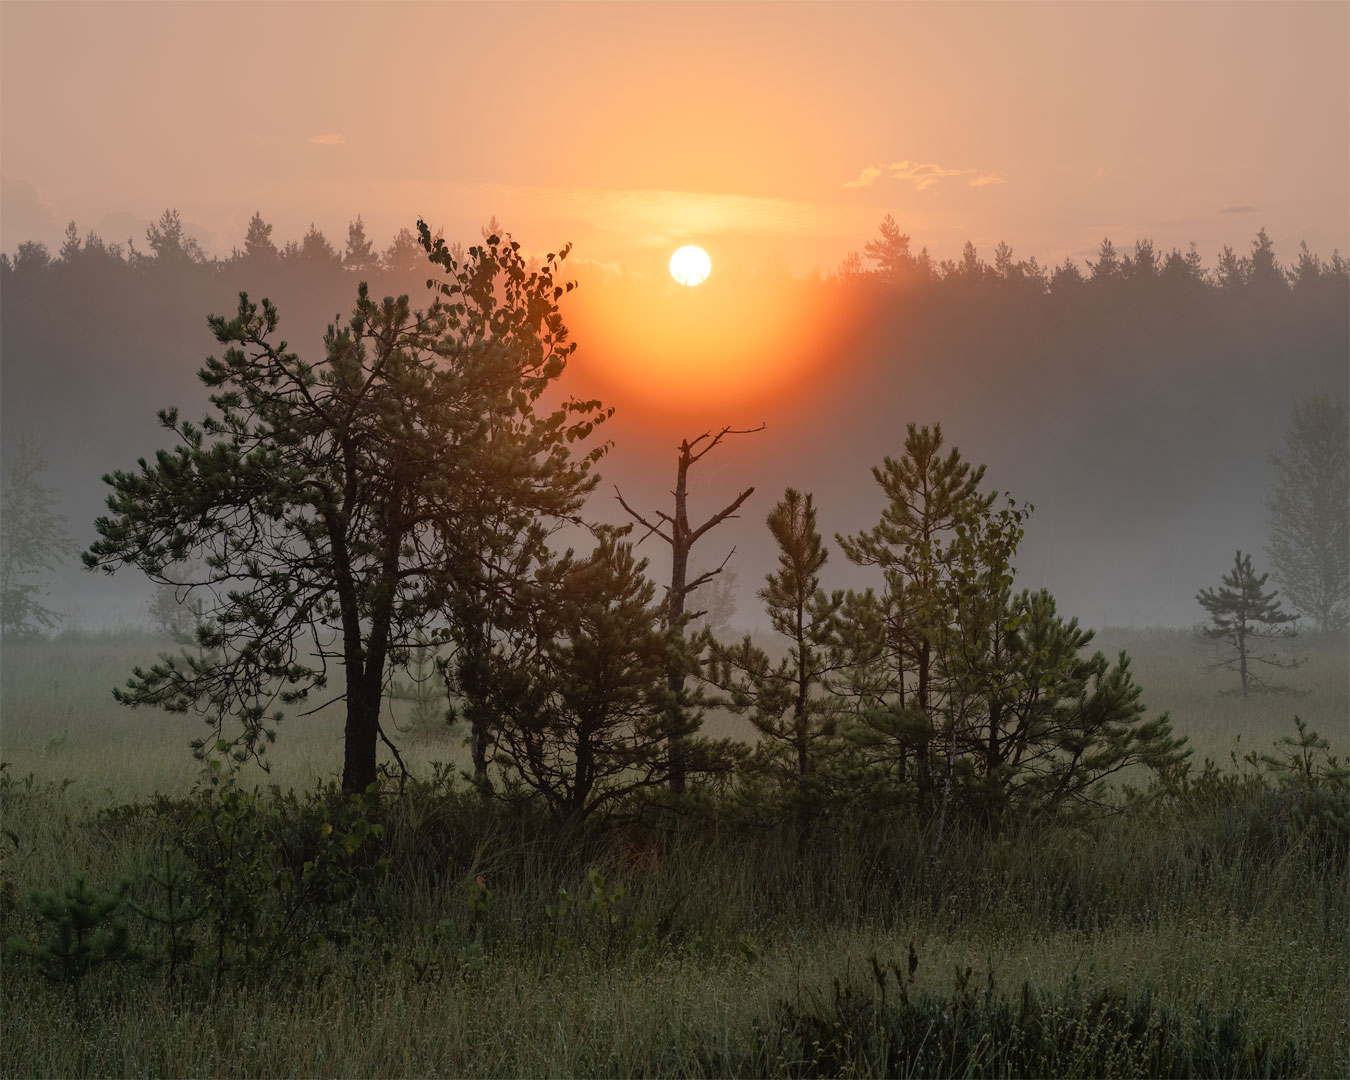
[{"xmin": 1, "ymin": 719, "xmax": 1345, "ymax": 1077}]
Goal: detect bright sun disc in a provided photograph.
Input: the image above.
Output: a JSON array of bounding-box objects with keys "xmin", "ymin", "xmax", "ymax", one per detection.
[{"xmin": 669, "ymin": 245, "xmax": 712, "ymax": 286}]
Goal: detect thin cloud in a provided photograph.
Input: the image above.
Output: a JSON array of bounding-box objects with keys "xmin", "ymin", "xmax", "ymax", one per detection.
[
  {"xmin": 845, "ymin": 160, "xmax": 1004, "ymax": 192},
  {"xmin": 308, "ymin": 133, "xmax": 345, "ymax": 146},
  {"xmin": 844, "ymin": 166, "xmax": 883, "ymax": 189},
  {"xmin": 1217, "ymin": 205, "xmax": 1257, "ymax": 215},
  {"xmin": 886, "ymin": 161, "xmax": 969, "ymax": 190}
]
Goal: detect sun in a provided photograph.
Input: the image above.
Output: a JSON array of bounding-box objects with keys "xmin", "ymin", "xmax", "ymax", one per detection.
[{"xmin": 669, "ymin": 245, "xmax": 712, "ymax": 287}]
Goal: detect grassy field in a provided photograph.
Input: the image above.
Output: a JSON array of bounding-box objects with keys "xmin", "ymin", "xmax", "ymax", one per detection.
[
  {"xmin": 2, "ymin": 626, "xmax": 1344, "ymax": 795},
  {"xmin": 1, "ymin": 628, "xmax": 1346, "ymax": 1077}
]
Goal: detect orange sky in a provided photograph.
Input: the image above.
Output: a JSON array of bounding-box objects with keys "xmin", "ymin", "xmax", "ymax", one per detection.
[{"xmin": 3, "ymin": 0, "xmax": 1347, "ymax": 280}]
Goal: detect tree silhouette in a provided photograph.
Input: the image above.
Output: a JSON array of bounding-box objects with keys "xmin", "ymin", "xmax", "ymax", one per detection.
[
  {"xmin": 145, "ymin": 208, "xmax": 205, "ymax": 266},
  {"xmin": 1265, "ymin": 394, "xmax": 1349, "ymax": 632},
  {"xmin": 1, "ymin": 433, "xmax": 74, "ymax": 639},
  {"xmin": 616, "ymin": 424, "xmax": 763, "ymax": 792},
  {"xmin": 1196, "ymin": 550, "xmax": 1301, "ymax": 697},
  {"xmin": 242, "ymin": 212, "xmax": 278, "ymax": 265},
  {"xmin": 488, "ymin": 535, "xmax": 680, "ymax": 829},
  {"xmin": 865, "ymin": 213, "xmax": 929, "ymax": 286},
  {"xmin": 706, "ymin": 488, "xmax": 846, "ymax": 830},
  {"xmin": 382, "ymin": 227, "xmax": 424, "ymax": 276},
  {"xmin": 836, "ymin": 424, "xmax": 993, "ymax": 810},
  {"xmin": 343, "ymin": 216, "xmax": 376, "ymax": 275},
  {"xmin": 84, "ymin": 222, "xmax": 610, "ymax": 792},
  {"xmin": 1247, "ymin": 227, "xmax": 1286, "ymax": 295}
]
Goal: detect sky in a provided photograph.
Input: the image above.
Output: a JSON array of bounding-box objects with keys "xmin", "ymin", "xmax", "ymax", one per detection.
[{"xmin": 3, "ymin": 1, "xmax": 1348, "ymax": 280}]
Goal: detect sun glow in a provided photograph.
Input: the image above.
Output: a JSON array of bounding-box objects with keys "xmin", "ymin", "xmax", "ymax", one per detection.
[
  {"xmin": 565, "ymin": 261, "xmax": 849, "ymax": 417},
  {"xmin": 669, "ymin": 245, "xmax": 712, "ymax": 286}
]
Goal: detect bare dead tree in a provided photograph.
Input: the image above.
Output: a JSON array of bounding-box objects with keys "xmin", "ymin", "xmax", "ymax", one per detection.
[{"xmin": 616, "ymin": 424, "xmax": 765, "ymax": 791}]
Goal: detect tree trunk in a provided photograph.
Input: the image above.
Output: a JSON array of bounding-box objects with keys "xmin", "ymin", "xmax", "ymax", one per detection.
[
  {"xmin": 915, "ymin": 639, "xmax": 933, "ymax": 814},
  {"xmin": 470, "ymin": 720, "xmax": 489, "ymax": 786},
  {"xmin": 667, "ymin": 450, "xmax": 691, "ymax": 793},
  {"xmin": 342, "ymin": 670, "xmax": 382, "ymax": 793},
  {"xmin": 614, "ymin": 426, "xmax": 762, "ymax": 794},
  {"xmin": 1237, "ymin": 621, "xmax": 1249, "ymax": 698}
]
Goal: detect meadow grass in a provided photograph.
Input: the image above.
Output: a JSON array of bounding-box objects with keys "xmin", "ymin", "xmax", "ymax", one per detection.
[
  {"xmin": 1, "ymin": 628, "xmax": 1346, "ymax": 1077},
  {"xmin": 1, "ymin": 627, "xmax": 1344, "ymax": 801}
]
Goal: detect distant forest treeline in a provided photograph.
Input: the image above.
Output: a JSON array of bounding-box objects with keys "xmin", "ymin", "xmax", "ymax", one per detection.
[
  {"xmin": 5, "ymin": 206, "xmax": 1347, "ymax": 293},
  {"xmin": 837, "ymin": 213, "xmax": 1348, "ymax": 297},
  {"xmin": 1, "ymin": 208, "xmax": 1346, "ymax": 625}
]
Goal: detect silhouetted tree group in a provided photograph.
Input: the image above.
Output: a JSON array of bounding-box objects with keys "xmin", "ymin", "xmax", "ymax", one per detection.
[
  {"xmin": 839, "ymin": 213, "xmax": 1348, "ymax": 306},
  {"xmin": 85, "ymin": 224, "xmax": 610, "ymax": 793},
  {"xmin": 4, "ymin": 209, "xmax": 1344, "ymax": 841}
]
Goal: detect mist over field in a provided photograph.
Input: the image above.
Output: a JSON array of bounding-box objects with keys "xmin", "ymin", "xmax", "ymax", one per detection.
[{"xmin": 2, "ymin": 220, "xmax": 1344, "ymax": 629}]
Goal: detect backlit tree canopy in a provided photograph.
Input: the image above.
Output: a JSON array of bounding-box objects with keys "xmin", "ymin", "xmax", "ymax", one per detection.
[{"xmin": 84, "ymin": 223, "xmax": 611, "ymax": 792}]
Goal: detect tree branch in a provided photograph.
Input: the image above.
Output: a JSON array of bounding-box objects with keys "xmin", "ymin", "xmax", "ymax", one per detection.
[
  {"xmin": 686, "ymin": 422, "xmax": 767, "ymax": 466},
  {"xmin": 689, "ymin": 487, "xmax": 755, "ymax": 545},
  {"xmin": 614, "ymin": 486, "xmax": 672, "ymax": 545}
]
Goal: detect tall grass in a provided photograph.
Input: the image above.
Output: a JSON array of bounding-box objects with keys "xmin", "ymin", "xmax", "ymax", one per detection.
[{"xmin": 1, "ymin": 629, "xmax": 1346, "ymax": 1077}]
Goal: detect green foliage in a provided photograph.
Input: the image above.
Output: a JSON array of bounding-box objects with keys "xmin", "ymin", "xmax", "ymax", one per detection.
[
  {"xmin": 545, "ymin": 868, "xmax": 654, "ymax": 962},
  {"xmin": 727, "ymin": 952, "xmax": 1305, "ymax": 1079},
  {"xmin": 706, "ymin": 489, "xmax": 849, "ymax": 828},
  {"xmin": 83, "ymin": 221, "xmax": 610, "ymax": 792},
  {"xmin": 1260, "ymin": 715, "xmax": 1349, "ymax": 788},
  {"xmin": 5, "ymin": 875, "xmax": 133, "ymax": 992},
  {"xmin": 834, "ymin": 423, "xmax": 997, "ymax": 815},
  {"xmin": 0, "ymin": 735, "xmax": 1346, "ymax": 1075},
  {"xmin": 1196, "ymin": 550, "xmax": 1301, "ymax": 696},
  {"xmin": 1142, "ymin": 716, "xmax": 1348, "ymax": 870},
  {"xmin": 1265, "ymin": 393, "xmax": 1349, "ymax": 633},
  {"xmin": 181, "ymin": 760, "xmax": 389, "ymax": 985},
  {"xmin": 3, "ymin": 766, "xmax": 392, "ymax": 993},
  {"xmin": 832, "ymin": 426, "xmax": 1186, "ymax": 838},
  {"xmin": 488, "ymin": 534, "xmax": 697, "ymax": 828},
  {"xmin": 1, "ymin": 432, "xmax": 75, "ymax": 639},
  {"xmin": 127, "ymin": 848, "xmax": 202, "ymax": 980}
]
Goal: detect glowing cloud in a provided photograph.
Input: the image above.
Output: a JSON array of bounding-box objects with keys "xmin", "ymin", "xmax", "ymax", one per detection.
[
  {"xmin": 844, "ymin": 166, "xmax": 883, "ymax": 189},
  {"xmin": 846, "ymin": 160, "xmax": 1007, "ymax": 191},
  {"xmin": 308, "ymin": 133, "xmax": 345, "ymax": 146}
]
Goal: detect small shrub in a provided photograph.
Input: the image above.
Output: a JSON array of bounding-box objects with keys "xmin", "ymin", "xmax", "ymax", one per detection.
[{"xmin": 5, "ymin": 875, "xmax": 134, "ymax": 997}]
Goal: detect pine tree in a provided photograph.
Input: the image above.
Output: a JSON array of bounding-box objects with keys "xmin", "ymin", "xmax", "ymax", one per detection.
[
  {"xmin": 84, "ymin": 223, "xmax": 610, "ymax": 792},
  {"xmin": 707, "ymin": 489, "xmax": 846, "ymax": 829},
  {"xmin": 1196, "ymin": 550, "xmax": 1301, "ymax": 697},
  {"xmin": 1089, "ymin": 238, "xmax": 1122, "ymax": 284},
  {"xmin": 59, "ymin": 220, "xmax": 81, "ymax": 263},
  {"xmin": 864, "ymin": 214, "xmax": 917, "ymax": 284},
  {"xmin": 343, "ymin": 216, "xmax": 376, "ymax": 274},
  {"xmin": 488, "ymin": 535, "xmax": 682, "ymax": 829},
  {"xmin": 242, "ymin": 212, "xmax": 278, "ymax": 264},
  {"xmin": 297, "ymin": 223, "xmax": 341, "ymax": 267},
  {"xmin": 1215, "ymin": 244, "xmax": 1249, "ymax": 291},
  {"xmin": 382, "ymin": 227, "xmax": 424, "ymax": 275},
  {"xmin": 145, "ymin": 208, "xmax": 205, "ymax": 265},
  {"xmin": 1265, "ymin": 394, "xmax": 1349, "ymax": 632},
  {"xmin": 835, "ymin": 430, "xmax": 1185, "ymax": 837},
  {"xmin": 835, "ymin": 424, "xmax": 992, "ymax": 810},
  {"xmin": 1247, "ymin": 227, "xmax": 1286, "ymax": 294}
]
